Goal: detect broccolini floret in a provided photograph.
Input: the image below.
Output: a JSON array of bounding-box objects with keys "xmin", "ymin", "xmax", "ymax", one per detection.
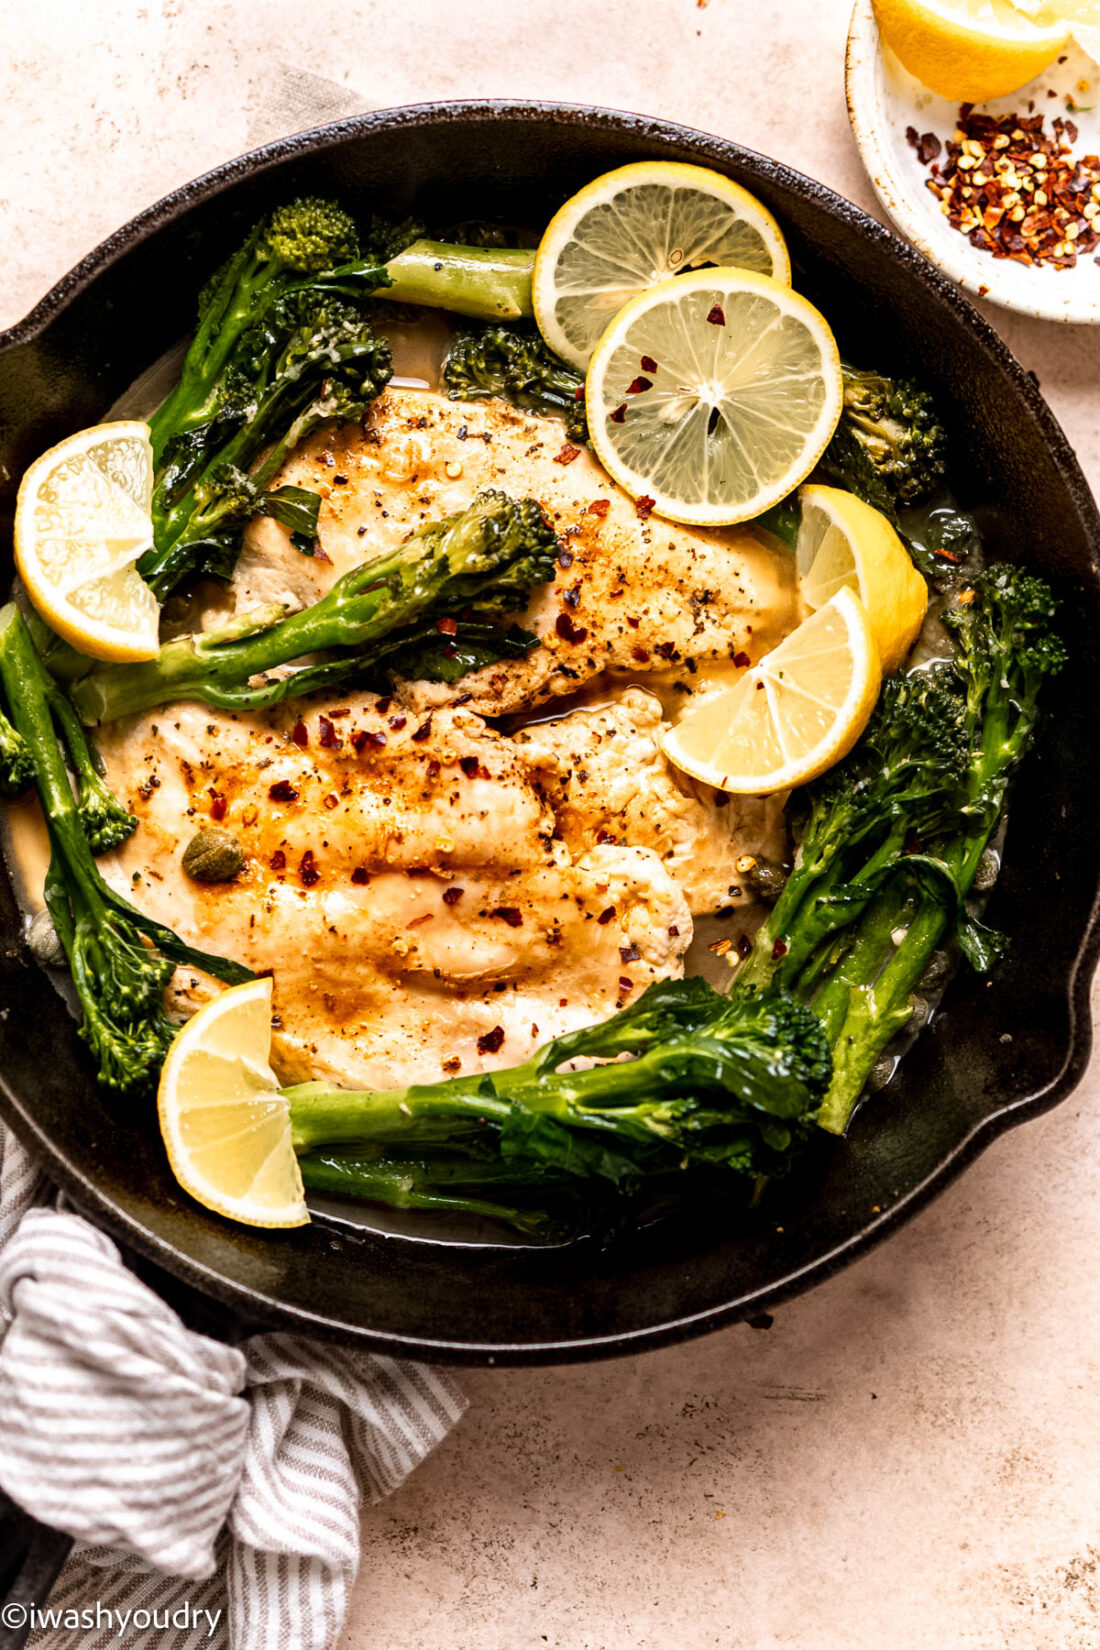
[
  {"xmin": 0, "ymin": 605, "xmax": 251, "ymax": 1096},
  {"xmin": 72, "ymin": 490, "xmax": 559, "ymax": 724},
  {"xmin": 820, "ymin": 363, "xmax": 948, "ymax": 521},
  {"xmin": 443, "ymin": 321, "xmax": 587, "ymax": 441}
]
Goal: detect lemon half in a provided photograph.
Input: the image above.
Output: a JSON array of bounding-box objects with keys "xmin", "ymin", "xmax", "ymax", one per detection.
[
  {"xmin": 158, "ymin": 977, "xmax": 309, "ymax": 1230},
  {"xmin": 873, "ymin": 0, "xmax": 1069, "ymax": 100},
  {"xmin": 660, "ymin": 587, "xmax": 882, "ymax": 795},
  {"xmin": 14, "ymin": 421, "xmax": 160, "ymax": 662}
]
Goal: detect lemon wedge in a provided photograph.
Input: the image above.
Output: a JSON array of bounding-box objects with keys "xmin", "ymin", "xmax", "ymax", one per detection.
[
  {"xmin": 873, "ymin": 0, "xmax": 1069, "ymax": 100},
  {"xmin": 14, "ymin": 421, "xmax": 160, "ymax": 662},
  {"xmin": 533, "ymin": 161, "xmax": 790, "ymax": 372},
  {"xmin": 660, "ymin": 588, "xmax": 882, "ymax": 794},
  {"xmin": 158, "ymin": 977, "xmax": 309, "ymax": 1229},
  {"xmin": 585, "ymin": 267, "xmax": 843, "ymax": 528},
  {"xmin": 796, "ymin": 484, "xmax": 928, "ymax": 674}
]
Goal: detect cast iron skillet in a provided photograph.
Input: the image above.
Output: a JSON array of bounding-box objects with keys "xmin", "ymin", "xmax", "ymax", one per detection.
[{"xmin": 1, "ymin": 100, "xmax": 1098, "ymax": 1367}]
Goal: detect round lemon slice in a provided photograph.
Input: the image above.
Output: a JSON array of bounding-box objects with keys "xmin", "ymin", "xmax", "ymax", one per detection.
[
  {"xmin": 796, "ymin": 484, "xmax": 928, "ymax": 675},
  {"xmin": 586, "ymin": 268, "xmax": 843, "ymax": 528},
  {"xmin": 158, "ymin": 977, "xmax": 309, "ymax": 1230},
  {"xmin": 872, "ymin": 0, "xmax": 1068, "ymax": 101},
  {"xmin": 660, "ymin": 587, "xmax": 882, "ymax": 795},
  {"xmin": 14, "ymin": 420, "xmax": 160, "ymax": 662},
  {"xmin": 533, "ymin": 161, "xmax": 791, "ymax": 372}
]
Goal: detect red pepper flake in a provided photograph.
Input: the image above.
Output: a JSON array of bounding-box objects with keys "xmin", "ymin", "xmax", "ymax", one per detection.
[
  {"xmin": 477, "ymin": 1026, "xmax": 505, "ymax": 1055},
  {"xmin": 588, "ymin": 499, "xmax": 610, "ymax": 518},
  {"xmin": 558, "ymin": 546, "xmax": 575, "ymax": 569},
  {"xmin": 597, "ymin": 906, "xmax": 617, "ymax": 925},
  {"xmin": 635, "ymin": 496, "xmax": 655, "ymax": 521},
  {"xmin": 935, "ymin": 547, "xmax": 963, "ymax": 563},
  {"xmin": 442, "ymin": 886, "xmax": 464, "ymax": 905},
  {"xmin": 351, "ymin": 866, "xmax": 370, "ymax": 885},
  {"xmin": 460, "ymin": 755, "xmax": 490, "ymax": 780},
  {"xmin": 411, "ymin": 718, "xmax": 433, "ymax": 743},
  {"xmin": 609, "ymin": 404, "xmax": 627, "ymax": 423},
  {"xmin": 491, "ymin": 906, "xmax": 523, "ymax": 927},
  {"xmin": 736, "ymin": 934, "xmax": 753, "ymax": 960},
  {"xmin": 318, "ymin": 715, "xmax": 341, "ymax": 749},
  {"xmin": 626, "ymin": 615, "xmax": 641, "ymax": 629},
  {"xmin": 299, "ymin": 850, "xmax": 321, "ymax": 888},
  {"xmin": 555, "ymin": 612, "xmax": 588, "ymax": 643},
  {"xmin": 291, "ymin": 720, "xmax": 309, "ymax": 748},
  {"xmin": 619, "ymin": 977, "xmax": 634, "ymax": 993},
  {"xmin": 323, "ymin": 792, "xmax": 339, "ymax": 810},
  {"xmin": 596, "ymin": 829, "xmax": 619, "ymax": 845},
  {"xmin": 771, "ymin": 939, "xmax": 788, "ymax": 960},
  {"xmin": 436, "ymin": 615, "xmax": 458, "ymax": 635},
  {"xmin": 554, "ymin": 443, "xmax": 582, "ymax": 465},
  {"xmin": 733, "ymin": 650, "xmax": 752, "ymax": 668},
  {"xmin": 563, "ymin": 582, "xmax": 581, "ymax": 610},
  {"xmin": 389, "ymin": 714, "xmax": 407, "ymax": 730},
  {"xmin": 706, "ymin": 304, "xmax": 725, "ymax": 326},
  {"xmin": 209, "ymin": 790, "xmax": 226, "ymax": 821},
  {"xmin": 915, "ymin": 102, "xmax": 1100, "ymax": 270},
  {"xmin": 626, "ymin": 376, "xmax": 652, "ymax": 395},
  {"xmin": 270, "ymin": 849, "xmax": 286, "ymax": 871},
  {"xmin": 352, "ymin": 728, "xmax": 387, "ymax": 753},
  {"xmin": 655, "ymin": 640, "xmax": 676, "ymax": 661},
  {"xmin": 375, "ymin": 696, "xmax": 392, "ymax": 715},
  {"xmin": 619, "ymin": 943, "xmax": 641, "ymax": 964},
  {"xmin": 640, "ymin": 354, "xmax": 658, "ymax": 372},
  {"xmin": 574, "ymin": 384, "xmax": 586, "ymax": 401},
  {"xmin": 427, "ymin": 758, "xmax": 441, "ymax": 779},
  {"xmin": 668, "ymin": 924, "xmax": 680, "ymax": 938},
  {"xmin": 268, "ymin": 780, "xmax": 299, "ymax": 803},
  {"xmin": 632, "ymin": 645, "xmax": 652, "ymax": 664}
]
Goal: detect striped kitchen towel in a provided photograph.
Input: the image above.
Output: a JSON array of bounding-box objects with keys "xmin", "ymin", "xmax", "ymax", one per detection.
[{"xmin": 0, "ymin": 1121, "xmax": 466, "ymax": 1650}]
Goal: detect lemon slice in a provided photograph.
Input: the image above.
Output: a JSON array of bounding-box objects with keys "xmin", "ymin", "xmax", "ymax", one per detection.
[
  {"xmin": 796, "ymin": 484, "xmax": 928, "ymax": 675},
  {"xmin": 14, "ymin": 420, "xmax": 160, "ymax": 662},
  {"xmin": 158, "ymin": 977, "xmax": 309, "ymax": 1229},
  {"xmin": 660, "ymin": 587, "xmax": 882, "ymax": 794},
  {"xmin": 873, "ymin": 0, "xmax": 1069, "ymax": 100},
  {"xmin": 533, "ymin": 161, "xmax": 791, "ymax": 372},
  {"xmin": 586, "ymin": 268, "xmax": 843, "ymax": 528}
]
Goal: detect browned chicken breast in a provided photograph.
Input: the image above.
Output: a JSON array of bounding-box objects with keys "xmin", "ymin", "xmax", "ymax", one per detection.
[
  {"xmin": 233, "ymin": 387, "xmax": 797, "ymax": 716},
  {"xmin": 95, "ymin": 693, "xmax": 691, "ymax": 1090},
  {"xmin": 513, "ymin": 688, "xmax": 787, "ymax": 915}
]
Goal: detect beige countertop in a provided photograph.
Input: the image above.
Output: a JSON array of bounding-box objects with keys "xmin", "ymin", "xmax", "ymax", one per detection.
[{"xmin": 4, "ymin": 2, "xmax": 1100, "ymax": 1645}]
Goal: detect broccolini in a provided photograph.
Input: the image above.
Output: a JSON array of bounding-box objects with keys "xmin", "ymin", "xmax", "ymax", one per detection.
[
  {"xmin": 0, "ymin": 605, "xmax": 251, "ymax": 1096},
  {"xmin": 820, "ymin": 363, "xmax": 948, "ymax": 521},
  {"xmin": 72, "ymin": 490, "xmax": 558, "ymax": 725},
  {"xmin": 443, "ymin": 321, "xmax": 587, "ymax": 441}
]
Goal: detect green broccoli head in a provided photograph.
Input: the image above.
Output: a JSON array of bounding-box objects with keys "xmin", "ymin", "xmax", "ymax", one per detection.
[
  {"xmin": 264, "ymin": 197, "xmax": 360, "ymax": 273},
  {"xmin": 944, "ymin": 564, "xmax": 1067, "ymax": 718},
  {"xmin": 821, "ymin": 364, "xmax": 948, "ymax": 520},
  {"xmin": 76, "ymin": 773, "xmax": 137, "ymax": 856},
  {"xmin": 443, "ymin": 321, "xmax": 587, "ymax": 442},
  {"xmin": 0, "ymin": 707, "xmax": 34, "ymax": 795}
]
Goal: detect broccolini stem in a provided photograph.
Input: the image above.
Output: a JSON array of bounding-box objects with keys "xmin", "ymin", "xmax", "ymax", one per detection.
[
  {"xmin": 296, "ymin": 1151, "xmax": 573, "ymax": 1239},
  {"xmin": 378, "ymin": 241, "xmax": 534, "ymax": 320},
  {"xmin": 287, "ymin": 1079, "xmax": 510, "ymax": 1153}
]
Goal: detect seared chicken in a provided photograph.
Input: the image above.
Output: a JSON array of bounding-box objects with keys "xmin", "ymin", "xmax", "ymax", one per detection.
[
  {"xmin": 513, "ymin": 688, "xmax": 787, "ymax": 915},
  {"xmin": 233, "ymin": 387, "xmax": 797, "ymax": 716},
  {"xmin": 96, "ymin": 694, "xmax": 691, "ymax": 1090}
]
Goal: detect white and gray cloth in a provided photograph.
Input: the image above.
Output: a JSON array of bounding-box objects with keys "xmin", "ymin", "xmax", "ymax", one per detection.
[{"xmin": 0, "ymin": 1122, "xmax": 466, "ymax": 1650}]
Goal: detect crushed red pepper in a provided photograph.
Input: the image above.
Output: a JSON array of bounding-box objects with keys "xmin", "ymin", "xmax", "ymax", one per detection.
[
  {"xmin": 299, "ymin": 850, "xmax": 320, "ymax": 888},
  {"xmin": 478, "ymin": 1026, "xmax": 505, "ymax": 1055},
  {"xmin": 268, "ymin": 780, "xmax": 298, "ymax": 803},
  {"xmin": 554, "ymin": 443, "xmax": 582, "ymax": 464},
  {"xmin": 913, "ymin": 105, "xmax": 1100, "ymax": 269},
  {"xmin": 588, "ymin": 499, "xmax": 610, "ymax": 518}
]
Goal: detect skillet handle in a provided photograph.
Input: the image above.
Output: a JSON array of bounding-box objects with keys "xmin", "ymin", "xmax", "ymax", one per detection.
[{"xmin": 0, "ymin": 1490, "xmax": 72, "ymax": 1650}]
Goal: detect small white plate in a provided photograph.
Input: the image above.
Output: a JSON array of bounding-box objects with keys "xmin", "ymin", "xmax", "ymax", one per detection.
[{"xmin": 845, "ymin": 0, "xmax": 1100, "ymax": 321}]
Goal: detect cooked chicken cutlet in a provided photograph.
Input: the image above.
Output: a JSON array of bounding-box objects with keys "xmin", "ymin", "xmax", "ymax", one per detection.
[
  {"xmin": 95, "ymin": 694, "xmax": 691, "ymax": 1090},
  {"xmin": 513, "ymin": 688, "xmax": 787, "ymax": 915},
  {"xmin": 234, "ymin": 387, "xmax": 796, "ymax": 715}
]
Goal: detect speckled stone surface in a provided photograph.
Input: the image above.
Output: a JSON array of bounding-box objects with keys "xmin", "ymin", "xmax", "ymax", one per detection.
[{"xmin": 4, "ymin": 3, "xmax": 1100, "ymax": 1645}]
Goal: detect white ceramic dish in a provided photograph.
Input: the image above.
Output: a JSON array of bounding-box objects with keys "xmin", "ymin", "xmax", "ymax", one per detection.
[{"xmin": 846, "ymin": 0, "xmax": 1100, "ymax": 321}]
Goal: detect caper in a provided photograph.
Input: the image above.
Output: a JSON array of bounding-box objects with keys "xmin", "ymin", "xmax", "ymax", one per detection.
[{"xmin": 182, "ymin": 826, "xmax": 245, "ymax": 883}]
